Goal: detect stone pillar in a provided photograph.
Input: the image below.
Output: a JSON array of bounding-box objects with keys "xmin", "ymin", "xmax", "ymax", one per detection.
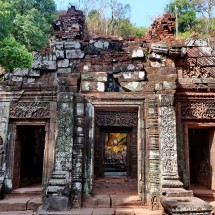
[
  {"xmin": 71, "ymin": 94, "xmax": 85, "ymax": 208},
  {"xmin": 159, "ymin": 94, "xmax": 183, "ymax": 188},
  {"xmin": 0, "ymin": 99, "xmax": 10, "ymax": 197},
  {"xmin": 83, "ymin": 101, "xmax": 94, "ymax": 195},
  {"xmin": 43, "ymin": 92, "xmax": 74, "ymax": 211},
  {"xmin": 146, "ymin": 96, "xmax": 161, "ymax": 210},
  {"xmin": 55, "ymin": 93, "xmax": 74, "ymax": 172}
]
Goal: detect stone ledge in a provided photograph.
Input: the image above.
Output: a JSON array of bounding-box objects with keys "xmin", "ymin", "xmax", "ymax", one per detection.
[{"xmin": 161, "ymin": 196, "xmax": 212, "ymax": 215}]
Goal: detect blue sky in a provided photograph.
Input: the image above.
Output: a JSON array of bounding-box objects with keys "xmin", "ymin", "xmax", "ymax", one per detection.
[{"xmin": 55, "ymin": 0, "xmax": 171, "ymax": 27}]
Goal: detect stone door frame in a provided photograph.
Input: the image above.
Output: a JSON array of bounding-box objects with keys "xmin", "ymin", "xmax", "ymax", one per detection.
[
  {"xmin": 85, "ymin": 95, "xmax": 145, "ymax": 199},
  {"xmin": 183, "ymin": 122, "xmax": 215, "ymax": 189},
  {"xmin": 9, "ymin": 120, "xmax": 50, "ymax": 189}
]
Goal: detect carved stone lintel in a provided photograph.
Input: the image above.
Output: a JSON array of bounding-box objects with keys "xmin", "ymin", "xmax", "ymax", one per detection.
[
  {"xmin": 10, "ymin": 102, "xmax": 50, "ymax": 118},
  {"xmin": 96, "ymin": 111, "xmax": 138, "ymax": 127},
  {"xmin": 181, "ymin": 102, "xmax": 215, "ymax": 119}
]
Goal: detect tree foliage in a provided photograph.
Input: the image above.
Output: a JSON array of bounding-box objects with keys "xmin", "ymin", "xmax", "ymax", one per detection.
[
  {"xmin": 165, "ymin": 0, "xmax": 215, "ymax": 36},
  {"xmin": 0, "ymin": 0, "xmax": 57, "ymax": 71},
  {"xmin": 0, "ymin": 37, "xmax": 32, "ymax": 71},
  {"xmin": 74, "ymin": 0, "xmax": 147, "ymax": 38},
  {"xmin": 165, "ymin": 0, "xmax": 197, "ymax": 33}
]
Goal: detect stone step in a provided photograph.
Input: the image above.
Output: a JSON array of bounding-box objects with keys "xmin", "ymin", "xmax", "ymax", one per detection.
[
  {"xmin": 193, "ymin": 189, "xmax": 215, "ymax": 200},
  {"xmin": 49, "ymin": 179, "xmax": 66, "ymax": 186},
  {"xmin": 50, "ymin": 171, "xmax": 67, "ymax": 179},
  {"xmin": 9, "ymin": 187, "xmax": 42, "ymax": 198},
  {"xmin": 46, "ymin": 186, "xmax": 64, "ymax": 194},
  {"xmin": 162, "ymin": 188, "xmax": 194, "ymax": 197},
  {"xmin": 161, "ymin": 196, "xmax": 213, "ymax": 214},
  {"xmin": 0, "ymin": 197, "xmax": 42, "ymax": 212},
  {"xmin": 36, "ymin": 207, "xmax": 163, "ymax": 215},
  {"xmin": 0, "ymin": 210, "xmax": 35, "ymax": 215},
  {"xmin": 83, "ymin": 194, "xmax": 145, "ymax": 208}
]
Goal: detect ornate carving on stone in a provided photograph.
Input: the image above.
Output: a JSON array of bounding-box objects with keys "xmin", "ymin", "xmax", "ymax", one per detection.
[
  {"xmin": 0, "ymin": 137, "xmax": 4, "ymax": 170},
  {"xmin": 160, "ymin": 106, "xmax": 177, "ymax": 175},
  {"xmin": 10, "ymin": 102, "xmax": 50, "ymax": 118},
  {"xmin": 95, "ymin": 111, "xmax": 138, "ymax": 127},
  {"xmin": 183, "ymin": 67, "xmax": 215, "ymax": 78},
  {"xmin": 181, "ymin": 102, "xmax": 215, "ymax": 119},
  {"xmin": 159, "ymin": 95, "xmax": 174, "ymax": 107},
  {"xmin": 151, "ymin": 194, "xmax": 160, "ymax": 211}
]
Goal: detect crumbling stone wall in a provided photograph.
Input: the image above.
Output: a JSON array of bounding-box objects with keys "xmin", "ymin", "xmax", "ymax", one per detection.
[{"xmin": 0, "ymin": 6, "xmax": 214, "ymax": 213}]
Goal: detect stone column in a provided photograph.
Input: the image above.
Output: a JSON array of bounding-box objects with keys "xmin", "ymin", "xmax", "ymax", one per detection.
[
  {"xmin": 71, "ymin": 94, "xmax": 85, "ymax": 208},
  {"xmin": 43, "ymin": 92, "xmax": 74, "ymax": 211},
  {"xmin": 0, "ymin": 99, "xmax": 10, "ymax": 197},
  {"xmin": 159, "ymin": 94, "xmax": 183, "ymax": 188},
  {"xmin": 83, "ymin": 101, "xmax": 94, "ymax": 195},
  {"xmin": 55, "ymin": 92, "xmax": 74, "ymax": 172},
  {"xmin": 146, "ymin": 96, "xmax": 161, "ymax": 210}
]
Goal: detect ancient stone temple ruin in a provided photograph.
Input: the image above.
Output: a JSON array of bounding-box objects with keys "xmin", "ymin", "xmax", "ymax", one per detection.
[{"xmin": 0, "ymin": 6, "xmax": 215, "ymax": 214}]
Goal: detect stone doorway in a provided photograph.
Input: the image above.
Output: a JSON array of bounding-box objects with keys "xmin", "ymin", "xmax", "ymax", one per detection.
[
  {"xmin": 188, "ymin": 127, "xmax": 215, "ymax": 190},
  {"xmin": 96, "ymin": 127, "xmax": 135, "ymax": 178},
  {"xmin": 12, "ymin": 125, "xmax": 45, "ymax": 189},
  {"xmin": 94, "ymin": 109, "xmax": 138, "ymax": 196}
]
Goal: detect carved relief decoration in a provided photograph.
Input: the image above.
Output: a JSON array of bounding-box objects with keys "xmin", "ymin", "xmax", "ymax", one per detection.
[
  {"xmin": 96, "ymin": 111, "xmax": 138, "ymax": 127},
  {"xmin": 183, "ymin": 67, "xmax": 215, "ymax": 78},
  {"xmin": 181, "ymin": 102, "xmax": 215, "ymax": 119},
  {"xmin": 10, "ymin": 102, "xmax": 50, "ymax": 118},
  {"xmin": 160, "ymin": 101, "xmax": 177, "ymax": 175},
  {"xmin": 0, "ymin": 136, "xmax": 4, "ymax": 169}
]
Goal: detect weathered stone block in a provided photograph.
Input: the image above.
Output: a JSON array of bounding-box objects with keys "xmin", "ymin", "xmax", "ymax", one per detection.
[
  {"xmin": 66, "ymin": 49, "xmax": 84, "ymax": 59},
  {"xmin": 114, "ymin": 71, "xmax": 146, "ymax": 81},
  {"xmin": 81, "ymin": 81, "xmax": 105, "ymax": 92},
  {"xmin": 64, "ymin": 41, "xmax": 81, "ymax": 49},
  {"xmin": 55, "ymin": 42, "xmax": 64, "ymax": 50},
  {"xmin": 33, "ymin": 60, "xmax": 57, "ymax": 70},
  {"xmin": 163, "ymin": 81, "xmax": 176, "ymax": 90},
  {"xmin": 29, "ymin": 69, "xmax": 40, "ymax": 77},
  {"xmin": 84, "ymin": 45, "xmax": 101, "ymax": 55},
  {"xmin": 151, "ymin": 43, "xmax": 169, "ymax": 55},
  {"xmin": 57, "ymin": 68, "xmax": 72, "ymax": 74},
  {"xmin": 150, "ymin": 59, "xmax": 166, "ymax": 68},
  {"xmin": 132, "ymin": 49, "xmax": 144, "ymax": 58},
  {"xmin": 43, "ymin": 195, "xmax": 69, "ymax": 211},
  {"xmin": 121, "ymin": 82, "xmax": 147, "ymax": 92},
  {"xmin": 55, "ymin": 50, "xmax": 65, "ymax": 59},
  {"xmin": 27, "ymin": 78, "xmax": 35, "ymax": 83},
  {"xmin": 81, "ymin": 72, "xmax": 107, "ymax": 82},
  {"xmin": 161, "ymin": 196, "xmax": 212, "ymax": 215},
  {"xmin": 127, "ymin": 64, "xmax": 135, "ymax": 71},
  {"xmin": 12, "ymin": 76, "xmax": 23, "ymax": 82},
  {"xmin": 13, "ymin": 68, "xmax": 30, "ymax": 76},
  {"xmin": 89, "ymin": 40, "xmax": 109, "ymax": 49},
  {"xmin": 57, "ymin": 59, "xmax": 69, "ymax": 68}
]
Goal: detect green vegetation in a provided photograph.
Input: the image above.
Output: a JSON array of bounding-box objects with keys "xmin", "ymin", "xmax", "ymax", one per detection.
[
  {"xmin": 74, "ymin": 0, "xmax": 147, "ymax": 38},
  {"xmin": 0, "ymin": 0, "xmax": 57, "ymax": 72},
  {"xmin": 165, "ymin": 0, "xmax": 215, "ymax": 38}
]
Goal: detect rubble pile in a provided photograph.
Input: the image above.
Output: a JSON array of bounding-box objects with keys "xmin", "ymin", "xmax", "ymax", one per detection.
[
  {"xmin": 143, "ymin": 14, "xmax": 176, "ymax": 44},
  {"xmin": 53, "ymin": 6, "xmax": 85, "ymax": 41}
]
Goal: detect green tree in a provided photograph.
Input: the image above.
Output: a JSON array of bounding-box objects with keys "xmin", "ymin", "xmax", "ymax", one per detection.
[
  {"xmin": 0, "ymin": 2, "xmax": 12, "ymax": 39},
  {"xmin": 191, "ymin": 0, "xmax": 215, "ymax": 33},
  {"xmin": 165, "ymin": 0, "xmax": 197, "ymax": 33},
  {"xmin": 13, "ymin": 8, "xmax": 50, "ymax": 51},
  {"xmin": 0, "ymin": 0, "xmax": 57, "ymax": 71},
  {"xmin": 0, "ymin": 37, "xmax": 32, "ymax": 71}
]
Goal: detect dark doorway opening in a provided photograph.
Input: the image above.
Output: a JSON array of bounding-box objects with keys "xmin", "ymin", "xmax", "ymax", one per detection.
[
  {"xmin": 13, "ymin": 125, "xmax": 45, "ymax": 189},
  {"xmin": 188, "ymin": 128, "xmax": 212, "ymax": 189}
]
